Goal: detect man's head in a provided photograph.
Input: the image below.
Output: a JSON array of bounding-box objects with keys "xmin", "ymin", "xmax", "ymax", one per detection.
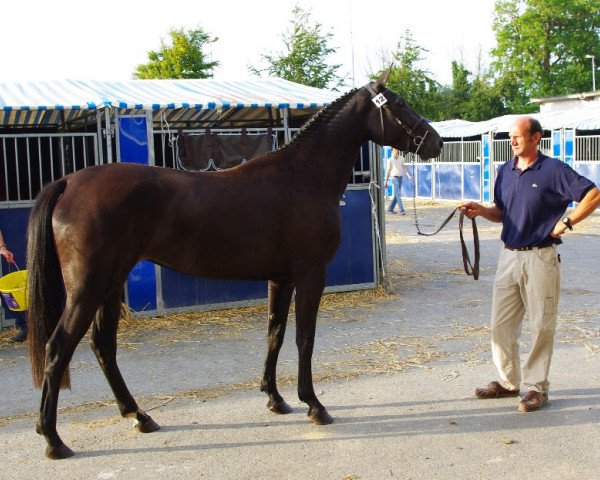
[{"xmin": 509, "ymin": 116, "xmax": 542, "ymax": 160}]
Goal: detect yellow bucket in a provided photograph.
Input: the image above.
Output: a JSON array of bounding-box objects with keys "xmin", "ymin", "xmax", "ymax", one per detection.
[{"xmin": 0, "ymin": 270, "xmax": 28, "ymax": 311}]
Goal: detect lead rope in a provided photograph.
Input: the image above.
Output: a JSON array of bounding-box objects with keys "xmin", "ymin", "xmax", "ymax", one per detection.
[{"xmin": 408, "ymin": 166, "xmax": 480, "ymax": 280}]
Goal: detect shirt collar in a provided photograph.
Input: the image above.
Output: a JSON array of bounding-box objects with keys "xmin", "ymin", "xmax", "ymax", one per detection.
[{"xmin": 511, "ymin": 151, "xmax": 547, "ymax": 171}]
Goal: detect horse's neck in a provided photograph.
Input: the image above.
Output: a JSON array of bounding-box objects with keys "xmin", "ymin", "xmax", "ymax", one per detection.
[{"xmin": 286, "ymin": 94, "xmax": 370, "ymax": 198}]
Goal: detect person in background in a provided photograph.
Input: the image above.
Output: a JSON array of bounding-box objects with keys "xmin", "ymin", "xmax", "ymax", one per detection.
[
  {"xmin": 0, "ymin": 229, "xmax": 27, "ymax": 343},
  {"xmin": 384, "ymin": 148, "xmax": 412, "ymax": 215},
  {"xmin": 461, "ymin": 116, "xmax": 600, "ymax": 412}
]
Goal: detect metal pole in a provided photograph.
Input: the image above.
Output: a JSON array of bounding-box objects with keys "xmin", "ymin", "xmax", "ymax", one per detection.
[{"xmin": 586, "ymin": 55, "xmax": 596, "ymax": 91}]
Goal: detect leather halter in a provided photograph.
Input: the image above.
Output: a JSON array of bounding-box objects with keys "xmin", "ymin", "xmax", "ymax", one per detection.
[{"xmin": 365, "ymin": 83, "xmax": 428, "ymax": 153}]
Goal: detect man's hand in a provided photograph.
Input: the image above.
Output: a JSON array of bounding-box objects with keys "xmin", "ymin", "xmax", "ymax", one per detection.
[
  {"xmin": 0, "ymin": 246, "xmax": 15, "ymax": 264},
  {"xmin": 460, "ymin": 201, "xmax": 482, "ymax": 219}
]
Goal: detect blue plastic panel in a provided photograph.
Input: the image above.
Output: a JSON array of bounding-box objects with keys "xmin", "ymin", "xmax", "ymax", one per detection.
[
  {"xmin": 463, "ymin": 164, "xmax": 481, "ymax": 200},
  {"xmin": 416, "ymin": 164, "xmax": 432, "ymax": 197},
  {"xmin": 0, "ymin": 207, "xmax": 29, "ymax": 323},
  {"xmin": 127, "ymin": 260, "xmax": 157, "ymax": 312},
  {"xmin": 435, "ymin": 164, "xmax": 462, "ymax": 200},
  {"xmin": 118, "ymin": 116, "xmax": 149, "ymax": 164},
  {"xmin": 119, "ymin": 115, "xmax": 157, "ymax": 311},
  {"xmin": 326, "ymin": 188, "xmax": 374, "ymax": 287},
  {"xmin": 575, "ymin": 163, "xmax": 600, "ymax": 187}
]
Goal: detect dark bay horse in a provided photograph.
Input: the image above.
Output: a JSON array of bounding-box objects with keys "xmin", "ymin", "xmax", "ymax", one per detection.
[{"xmin": 26, "ymin": 70, "xmax": 442, "ymax": 459}]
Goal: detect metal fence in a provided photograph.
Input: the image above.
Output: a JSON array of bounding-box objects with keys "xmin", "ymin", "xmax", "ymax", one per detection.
[
  {"xmin": 2, "ymin": 131, "xmax": 600, "ymax": 206},
  {"xmin": 576, "ymin": 135, "xmax": 600, "ymax": 162},
  {"xmin": 1, "ymin": 133, "xmax": 98, "ymax": 204}
]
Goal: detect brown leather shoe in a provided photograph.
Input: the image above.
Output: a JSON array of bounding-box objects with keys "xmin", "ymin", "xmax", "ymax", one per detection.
[
  {"xmin": 475, "ymin": 381, "xmax": 520, "ymax": 399},
  {"xmin": 518, "ymin": 390, "xmax": 548, "ymax": 412}
]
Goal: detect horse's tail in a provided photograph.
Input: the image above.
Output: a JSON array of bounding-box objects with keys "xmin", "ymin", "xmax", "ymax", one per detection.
[{"xmin": 27, "ymin": 178, "xmax": 70, "ymax": 389}]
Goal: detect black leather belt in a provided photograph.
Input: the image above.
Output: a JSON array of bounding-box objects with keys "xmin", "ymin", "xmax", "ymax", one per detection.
[{"xmin": 505, "ymin": 244, "xmax": 554, "ymax": 251}]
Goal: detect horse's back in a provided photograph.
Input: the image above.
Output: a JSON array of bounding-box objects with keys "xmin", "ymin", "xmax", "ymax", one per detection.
[{"xmin": 51, "ymin": 161, "xmax": 341, "ymax": 280}]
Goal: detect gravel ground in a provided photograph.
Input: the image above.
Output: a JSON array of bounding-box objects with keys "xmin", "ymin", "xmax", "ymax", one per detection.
[{"xmin": 0, "ymin": 201, "xmax": 598, "ymax": 479}]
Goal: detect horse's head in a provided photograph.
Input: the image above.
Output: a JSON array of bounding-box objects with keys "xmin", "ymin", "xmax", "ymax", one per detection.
[{"xmin": 365, "ymin": 70, "xmax": 443, "ymax": 160}]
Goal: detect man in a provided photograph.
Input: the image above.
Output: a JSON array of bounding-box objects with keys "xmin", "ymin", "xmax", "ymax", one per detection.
[
  {"xmin": 0, "ymin": 229, "xmax": 28, "ymax": 342},
  {"xmin": 461, "ymin": 116, "xmax": 600, "ymax": 412},
  {"xmin": 384, "ymin": 148, "xmax": 412, "ymax": 215}
]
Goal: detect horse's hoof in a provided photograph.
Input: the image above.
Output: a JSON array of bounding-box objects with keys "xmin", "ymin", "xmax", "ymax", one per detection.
[
  {"xmin": 267, "ymin": 399, "xmax": 293, "ymax": 415},
  {"xmin": 308, "ymin": 408, "xmax": 334, "ymax": 425},
  {"xmin": 45, "ymin": 443, "xmax": 75, "ymax": 460},
  {"xmin": 135, "ymin": 417, "xmax": 161, "ymax": 433}
]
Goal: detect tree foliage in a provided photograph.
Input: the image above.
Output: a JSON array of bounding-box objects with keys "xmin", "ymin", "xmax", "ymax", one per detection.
[
  {"xmin": 377, "ymin": 30, "xmax": 441, "ymax": 120},
  {"xmin": 248, "ymin": 6, "xmax": 343, "ymax": 90},
  {"xmin": 491, "ymin": 0, "xmax": 600, "ymax": 111},
  {"xmin": 133, "ymin": 27, "xmax": 219, "ymax": 79}
]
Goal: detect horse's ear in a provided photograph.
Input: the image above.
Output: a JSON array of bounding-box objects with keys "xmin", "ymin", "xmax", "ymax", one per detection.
[{"xmin": 373, "ymin": 67, "xmax": 392, "ymax": 90}]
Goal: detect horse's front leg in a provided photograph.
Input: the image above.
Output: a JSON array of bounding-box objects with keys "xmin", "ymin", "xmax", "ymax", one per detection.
[
  {"xmin": 295, "ymin": 270, "xmax": 333, "ymax": 425},
  {"xmin": 261, "ymin": 279, "xmax": 295, "ymax": 415}
]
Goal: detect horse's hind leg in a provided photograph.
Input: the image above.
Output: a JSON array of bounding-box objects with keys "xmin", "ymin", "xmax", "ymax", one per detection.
[
  {"xmin": 294, "ymin": 269, "xmax": 333, "ymax": 425},
  {"xmin": 261, "ymin": 279, "xmax": 295, "ymax": 414},
  {"xmin": 90, "ymin": 292, "xmax": 160, "ymax": 434},
  {"xmin": 37, "ymin": 302, "xmax": 97, "ymax": 459}
]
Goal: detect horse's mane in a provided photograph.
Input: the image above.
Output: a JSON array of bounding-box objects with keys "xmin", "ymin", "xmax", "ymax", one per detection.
[{"xmin": 268, "ymin": 87, "xmax": 360, "ymax": 155}]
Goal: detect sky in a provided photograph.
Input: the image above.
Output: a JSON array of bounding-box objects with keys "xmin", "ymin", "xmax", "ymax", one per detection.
[{"xmin": 1, "ymin": 0, "xmax": 498, "ymax": 88}]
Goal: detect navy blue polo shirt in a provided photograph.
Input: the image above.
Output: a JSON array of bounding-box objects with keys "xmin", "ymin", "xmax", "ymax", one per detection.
[{"xmin": 494, "ymin": 153, "xmax": 595, "ymax": 248}]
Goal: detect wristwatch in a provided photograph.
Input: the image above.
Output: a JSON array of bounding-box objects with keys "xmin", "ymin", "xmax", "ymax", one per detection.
[{"xmin": 562, "ymin": 217, "xmax": 573, "ymax": 231}]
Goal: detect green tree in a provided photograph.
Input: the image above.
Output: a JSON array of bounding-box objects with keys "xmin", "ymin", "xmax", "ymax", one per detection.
[
  {"xmin": 378, "ymin": 30, "xmax": 441, "ymax": 120},
  {"xmin": 248, "ymin": 6, "xmax": 343, "ymax": 90},
  {"xmin": 491, "ymin": 0, "xmax": 600, "ymax": 111},
  {"xmin": 444, "ymin": 61, "xmax": 509, "ymax": 121},
  {"xmin": 133, "ymin": 27, "xmax": 219, "ymax": 79}
]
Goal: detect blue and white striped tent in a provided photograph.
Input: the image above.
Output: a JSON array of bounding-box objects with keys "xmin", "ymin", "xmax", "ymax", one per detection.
[{"xmin": 0, "ymin": 78, "xmax": 338, "ymax": 128}]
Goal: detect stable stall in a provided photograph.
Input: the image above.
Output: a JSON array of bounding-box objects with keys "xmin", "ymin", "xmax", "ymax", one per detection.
[
  {"xmin": 0, "ymin": 79, "xmax": 383, "ymax": 326},
  {"xmin": 390, "ymin": 108, "xmax": 600, "ymax": 204}
]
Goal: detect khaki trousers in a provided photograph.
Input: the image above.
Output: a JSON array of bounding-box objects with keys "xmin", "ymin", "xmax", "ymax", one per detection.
[{"xmin": 490, "ymin": 245, "xmax": 561, "ymax": 394}]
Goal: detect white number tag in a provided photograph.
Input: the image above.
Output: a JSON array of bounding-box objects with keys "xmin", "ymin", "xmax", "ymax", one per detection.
[{"xmin": 371, "ymin": 93, "xmax": 388, "ymax": 108}]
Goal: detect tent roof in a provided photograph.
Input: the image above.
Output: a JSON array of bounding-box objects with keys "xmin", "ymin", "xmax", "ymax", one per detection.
[
  {"xmin": 431, "ymin": 107, "xmax": 600, "ymax": 138},
  {"xmin": 0, "ymin": 78, "xmax": 338, "ymax": 128}
]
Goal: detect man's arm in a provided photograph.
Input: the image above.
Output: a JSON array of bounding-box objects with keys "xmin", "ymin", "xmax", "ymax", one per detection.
[
  {"xmin": 551, "ymin": 186, "xmax": 600, "ymax": 238},
  {"xmin": 460, "ymin": 201, "xmax": 503, "ymax": 223}
]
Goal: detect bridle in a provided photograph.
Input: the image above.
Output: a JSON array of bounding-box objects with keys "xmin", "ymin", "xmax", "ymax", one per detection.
[
  {"xmin": 366, "ymin": 83, "xmax": 480, "ymax": 280},
  {"xmin": 365, "ymin": 83, "xmax": 429, "ymax": 154}
]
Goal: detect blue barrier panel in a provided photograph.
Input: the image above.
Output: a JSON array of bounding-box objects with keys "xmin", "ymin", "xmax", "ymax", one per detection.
[
  {"xmin": 160, "ymin": 189, "xmax": 375, "ymax": 310},
  {"xmin": 463, "ymin": 164, "xmax": 481, "ymax": 200},
  {"xmin": 327, "ymin": 188, "xmax": 374, "ymax": 286},
  {"xmin": 401, "ymin": 172, "xmax": 414, "ymax": 197},
  {"xmin": 417, "ymin": 164, "xmax": 432, "ymax": 197},
  {"xmin": 161, "ymin": 271, "xmax": 266, "ymax": 309},
  {"xmin": 118, "ymin": 116, "xmax": 149, "ymax": 164},
  {"xmin": 127, "ymin": 260, "xmax": 157, "ymax": 312},
  {"xmin": 482, "ymin": 135, "xmax": 491, "ymax": 202},
  {"xmin": 576, "ymin": 163, "xmax": 600, "ymax": 186},
  {"xmin": 119, "ymin": 115, "xmax": 158, "ymax": 312},
  {"xmin": 564, "ymin": 130, "xmax": 574, "ymax": 167},
  {"xmin": 435, "ymin": 164, "xmax": 462, "ymax": 200},
  {"xmin": 552, "ymin": 130, "xmax": 561, "ymax": 159},
  {"xmin": 0, "ymin": 207, "xmax": 30, "ymax": 323}
]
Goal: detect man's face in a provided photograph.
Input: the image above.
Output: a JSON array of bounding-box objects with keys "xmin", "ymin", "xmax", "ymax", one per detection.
[{"xmin": 509, "ymin": 121, "xmax": 540, "ymax": 158}]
